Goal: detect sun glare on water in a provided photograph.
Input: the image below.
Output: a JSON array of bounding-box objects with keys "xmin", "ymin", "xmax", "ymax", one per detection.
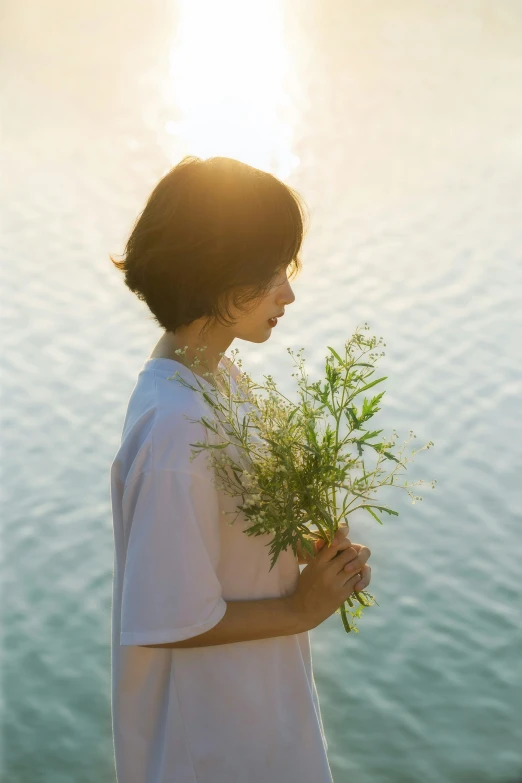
[{"xmin": 163, "ymin": 0, "xmax": 299, "ymax": 176}]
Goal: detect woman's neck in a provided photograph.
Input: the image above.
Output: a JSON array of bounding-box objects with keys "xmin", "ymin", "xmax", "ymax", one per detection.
[{"xmin": 149, "ymin": 331, "xmax": 231, "ymax": 389}]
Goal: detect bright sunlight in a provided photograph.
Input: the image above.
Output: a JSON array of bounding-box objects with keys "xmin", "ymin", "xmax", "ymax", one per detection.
[{"xmin": 164, "ymin": 0, "xmax": 299, "ymax": 176}]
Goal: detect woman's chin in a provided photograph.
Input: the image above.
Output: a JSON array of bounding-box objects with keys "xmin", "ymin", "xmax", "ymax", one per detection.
[{"xmin": 245, "ymin": 328, "xmax": 272, "ymax": 344}]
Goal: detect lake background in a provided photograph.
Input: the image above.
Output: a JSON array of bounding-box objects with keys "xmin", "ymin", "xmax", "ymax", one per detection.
[{"xmin": 1, "ymin": 1, "xmax": 521, "ymax": 781}]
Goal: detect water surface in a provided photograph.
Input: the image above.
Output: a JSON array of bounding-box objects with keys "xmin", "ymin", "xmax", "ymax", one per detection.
[{"xmin": 1, "ymin": 1, "xmax": 521, "ymax": 781}]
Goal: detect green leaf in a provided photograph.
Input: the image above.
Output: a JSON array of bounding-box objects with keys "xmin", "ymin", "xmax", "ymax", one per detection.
[
  {"xmin": 361, "ymin": 397, "xmax": 372, "ymax": 418},
  {"xmin": 287, "ymin": 407, "xmax": 298, "ymax": 424},
  {"xmin": 345, "ymin": 407, "xmax": 360, "ymax": 429},
  {"xmin": 300, "ymin": 537, "xmax": 315, "ymax": 558},
  {"xmin": 364, "ymin": 441, "xmax": 383, "ymax": 452},
  {"xmin": 200, "ymin": 416, "xmax": 218, "ymax": 434},
  {"xmin": 297, "ymin": 441, "xmax": 320, "ymax": 456},
  {"xmin": 363, "ymin": 506, "xmax": 383, "ymax": 525},
  {"xmin": 375, "ymin": 505, "xmax": 399, "ymax": 516},
  {"xmin": 370, "ymin": 391, "xmax": 386, "ymax": 407},
  {"xmin": 231, "ymin": 467, "xmax": 242, "ymax": 484},
  {"xmin": 360, "ymin": 503, "xmax": 399, "ymax": 519},
  {"xmin": 327, "ymin": 346, "xmax": 344, "ymax": 365},
  {"xmin": 353, "ymin": 376, "xmax": 388, "ymax": 396},
  {"xmin": 358, "ymin": 429, "xmax": 384, "ymax": 442}
]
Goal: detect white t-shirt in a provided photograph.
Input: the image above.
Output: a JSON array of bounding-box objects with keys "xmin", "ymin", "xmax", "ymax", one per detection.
[{"xmin": 110, "ymin": 354, "xmax": 334, "ymax": 783}]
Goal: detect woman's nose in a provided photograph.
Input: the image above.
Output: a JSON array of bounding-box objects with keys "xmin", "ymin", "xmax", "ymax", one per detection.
[{"xmin": 280, "ymin": 279, "xmax": 295, "ymax": 305}]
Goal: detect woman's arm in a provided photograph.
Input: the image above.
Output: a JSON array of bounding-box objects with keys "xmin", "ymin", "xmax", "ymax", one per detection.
[
  {"xmin": 139, "ymin": 595, "xmax": 306, "ymax": 649},
  {"xmin": 140, "ymin": 527, "xmax": 371, "ymax": 649}
]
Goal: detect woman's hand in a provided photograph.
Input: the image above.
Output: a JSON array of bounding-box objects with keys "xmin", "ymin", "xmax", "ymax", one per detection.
[
  {"xmin": 295, "ymin": 524, "xmax": 372, "ymax": 593},
  {"xmin": 289, "ymin": 526, "xmax": 372, "ymax": 630}
]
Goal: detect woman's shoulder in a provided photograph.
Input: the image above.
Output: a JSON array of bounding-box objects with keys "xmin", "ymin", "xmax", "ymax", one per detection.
[{"xmin": 131, "ymin": 370, "xmax": 215, "ymax": 477}]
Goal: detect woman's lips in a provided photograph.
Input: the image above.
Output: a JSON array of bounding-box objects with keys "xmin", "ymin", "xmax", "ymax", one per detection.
[{"xmin": 267, "ymin": 317, "xmax": 278, "ymax": 326}]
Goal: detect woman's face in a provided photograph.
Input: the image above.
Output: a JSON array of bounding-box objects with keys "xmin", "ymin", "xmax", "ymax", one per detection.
[{"xmin": 229, "ymin": 266, "xmax": 296, "ymax": 343}]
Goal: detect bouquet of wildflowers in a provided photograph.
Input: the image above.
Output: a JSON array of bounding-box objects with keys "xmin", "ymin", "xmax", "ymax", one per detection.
[{"xmin": 168, "ymin": 323, "xmax": 436, "ymax": 633}]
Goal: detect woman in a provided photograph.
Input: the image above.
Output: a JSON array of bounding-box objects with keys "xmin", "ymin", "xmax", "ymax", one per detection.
[{"xmin": 109, "ymin": 155, "xmax": 372, "ymax": 783}]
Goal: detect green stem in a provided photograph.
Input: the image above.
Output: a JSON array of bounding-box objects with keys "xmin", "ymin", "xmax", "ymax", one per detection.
[
  {"xmin": 340, "ymin": 602, "xmax": 352, "ymax": 633},
  {"xmin": 353, "ymin": 591, "xmax": 369, "ymax": 606},
  {"xmin": 312, "ymin": 518, "xmax": 328, "ymax": 539},
  {"xmin": 332, "ymin": 351, "xmax": 352, "ymax": 521}
]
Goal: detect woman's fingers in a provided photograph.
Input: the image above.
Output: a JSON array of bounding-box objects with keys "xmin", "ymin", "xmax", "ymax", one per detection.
[
  {"xmin": 317, "ymin": 529, "xmax": 353, "ymax": 561},
  {"xmin": 352, "ymin": 563, "xmax": 371, "ymax": 591},
  {"xmin": 338, "ymin": 544, "xmax": 371, "ymax": 578},
  {"xmin": 318, "ymin": 537, "xmax": 354, "ymax": 562},
  {"xmin": 313, "ymin": 530, "xmax": 372, "ymax": 581}
]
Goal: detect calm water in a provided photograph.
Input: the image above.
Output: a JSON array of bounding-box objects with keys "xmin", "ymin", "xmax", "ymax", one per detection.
[{"xmin": 2, "ymin": 1, "xmax": 521, "ymax": 781}]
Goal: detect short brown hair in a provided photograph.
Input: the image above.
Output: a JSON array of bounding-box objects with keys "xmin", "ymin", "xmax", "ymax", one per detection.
[{"xmin": 110, "ymin": 155, "xmax": 310, "ymax": 334}]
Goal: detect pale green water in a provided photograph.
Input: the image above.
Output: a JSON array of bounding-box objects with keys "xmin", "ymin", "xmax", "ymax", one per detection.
[{"xmin": 1, "ymin": 1, "xmax": 521, "ymax": 781}]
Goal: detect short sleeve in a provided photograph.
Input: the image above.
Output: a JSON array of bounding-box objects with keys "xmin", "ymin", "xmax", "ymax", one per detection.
[{"xmin": 119, "ymin": 469, "xmax": 227, "ymax": 645}]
